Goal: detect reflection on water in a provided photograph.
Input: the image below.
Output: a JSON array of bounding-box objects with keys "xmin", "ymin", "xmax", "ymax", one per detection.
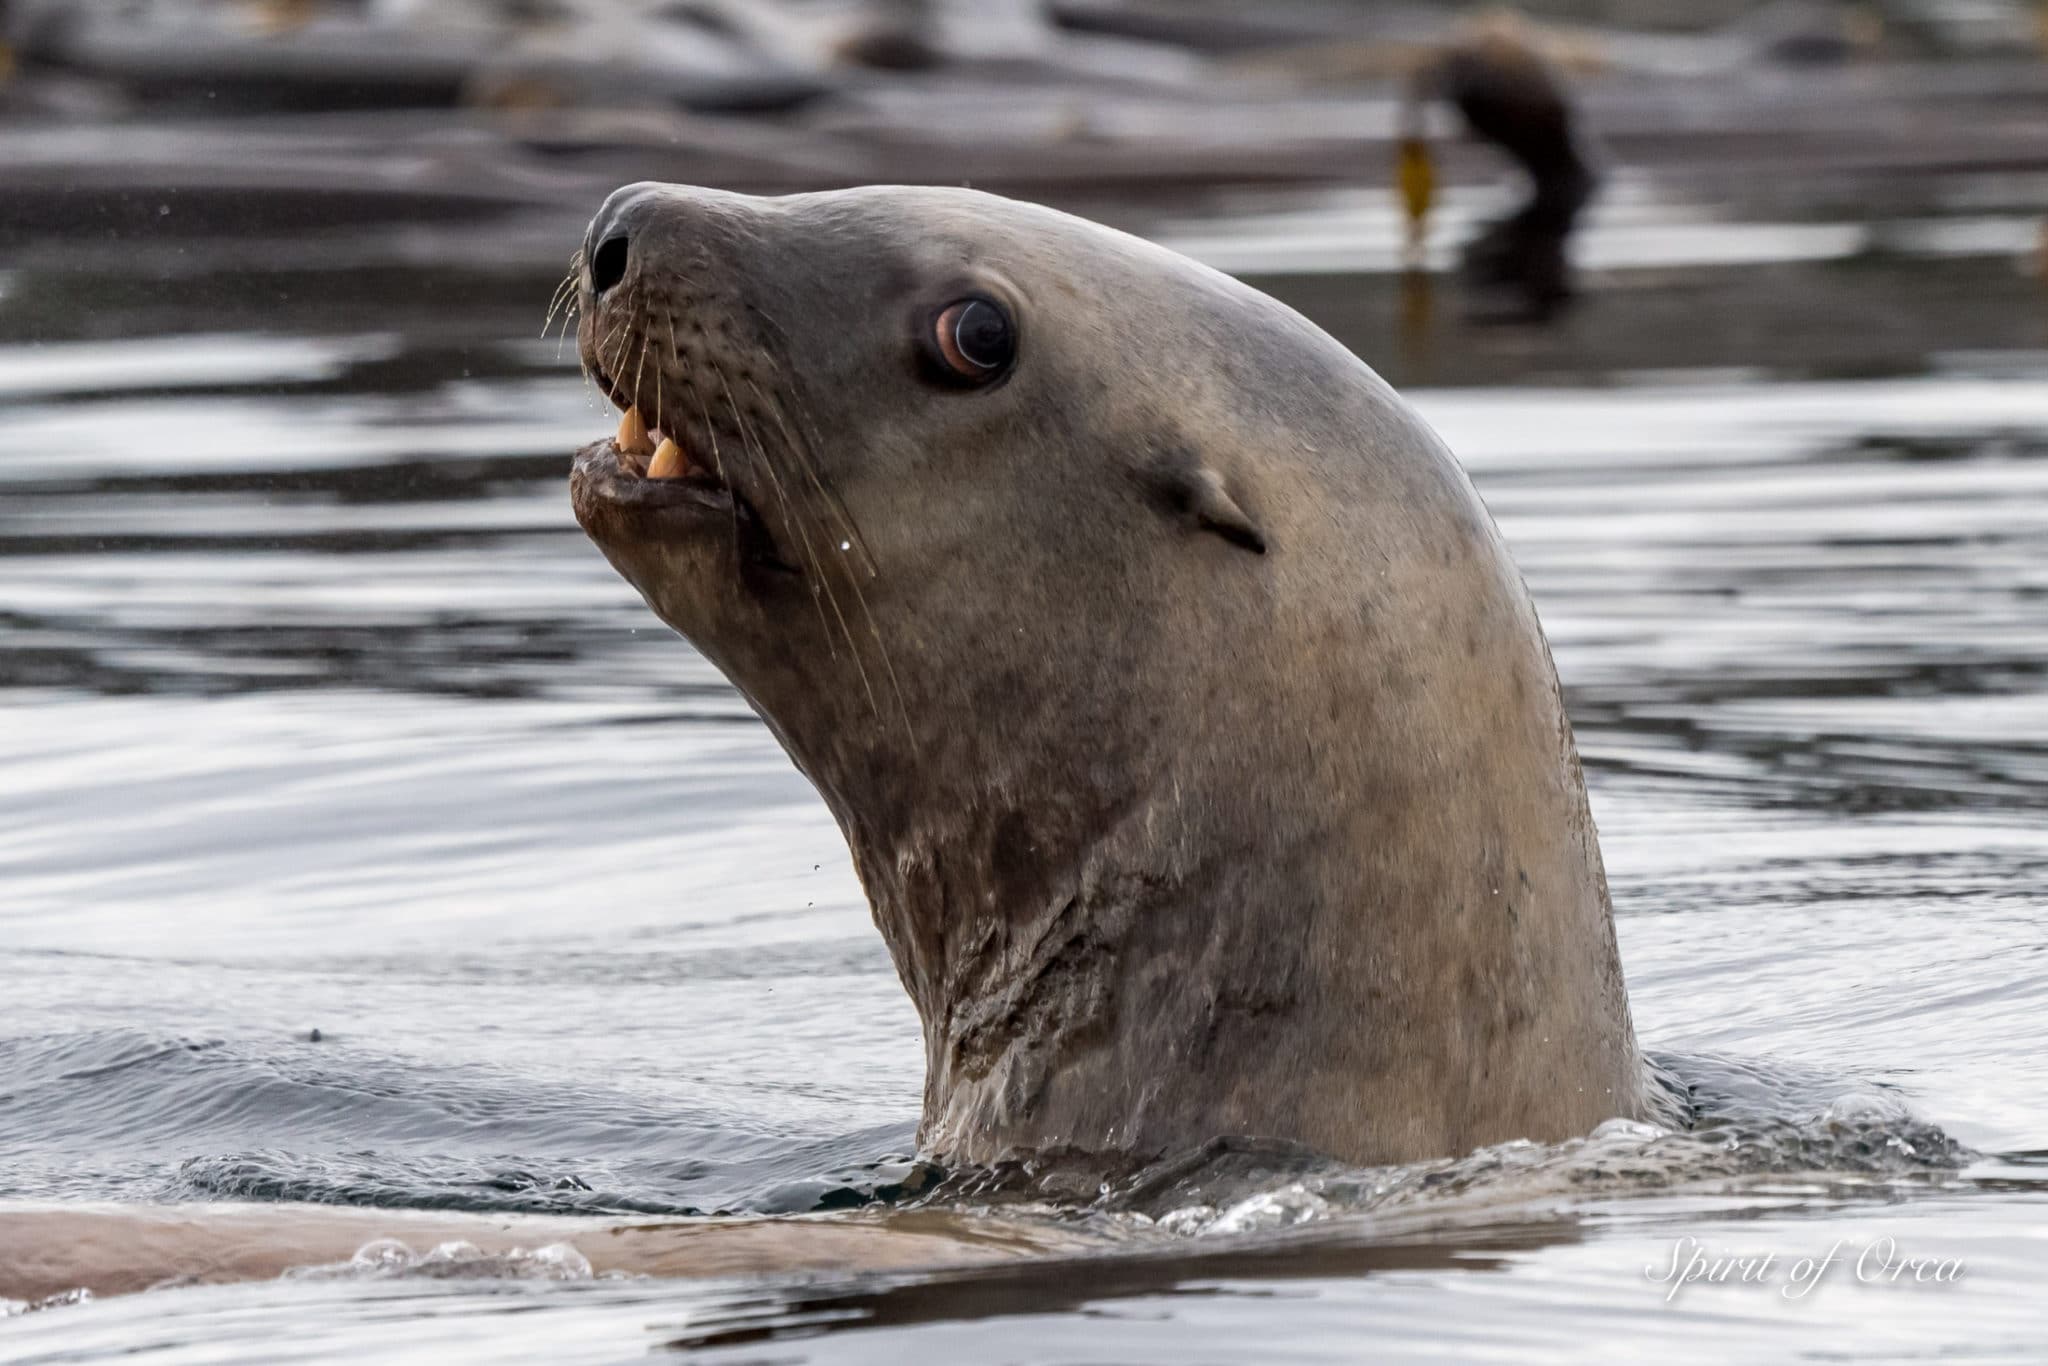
[{"xmin": 2, "ymin": 182, "xmax": 2047, "ymax": 1359}]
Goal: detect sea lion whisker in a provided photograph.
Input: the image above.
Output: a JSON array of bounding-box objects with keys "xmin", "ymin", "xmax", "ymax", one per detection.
[
  {"xmin": 746, "ymin": 377, "xmax": 878, "ymax": 579},
  {"xmin": 596, "ymin": 299, "xmax": 640, "ymax": 400},
  {"xmin": 714, "ymin": 359, "xmax": 874, "ymax": 707},
  {"xmin": 547, "ymin": 263, "xmax": 577, "ymax": 308},
  {"xmin": 544, "ymin": 254, "xmax": 586, "ymax": 336},
  {"xmin": 576, "ymin": 315, "xmax": 612, "ymax": 413},
  {"xmin": 592, "ymin": 316, "xmax": 623, "ymax": 374},
  {"xmin": 547, "ymin": 297, "xmax": 580, "ymax": 355},
  {"xmin": 577, "ymin": 344, "xmax": 603, "ymax": 413},
  {"xmin": 743, "ymin": 300, "xmax": 793, "ymax": 348},
  {"xmin": 542, "ymin": 269, "xmax": 579, "ymax": 336},
  {"xmin": 590, "ymin": 311, "xmax": 640, "ymax": 418},
  {"xmin": 594, "ymin": 324, "xmax": 623, "ymax": 379},
  {"xmin": 745, "ymin": 377, "xmax": 915, "ymax": 748},
  {"xmin": 603, "ymin": 296, "xmax": 639, "ymax": 384},
  {"xmin": 630, "ymin": 321, "xmax": 652, "ymax": 420},
  {"xmin": 698, "ymin": 372, "xmax": 845, "ymax": 665},
  {"xmin": 684, "ymin": 383, "xmax": 769, "ymax": 593},
  {"xmin": 576, "ymin": 298, "xmax": 614, "ymax": 411},
  {"xmin": 552, "ymin": 302, "xmax": 580, "ymax": 362},
  {"xmin": 709, "ymin": 359, "xmax": 837, "ymax": 590},
  {"xmin": 666, "ymin": 311, "xmax": 745, "ymax": 559},
  {"xmin": 775, "ymin": 397, "xmax": 882, "ymax": 580}
]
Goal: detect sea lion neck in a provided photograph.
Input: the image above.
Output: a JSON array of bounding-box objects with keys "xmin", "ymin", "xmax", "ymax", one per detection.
[{"xmin": 834, "ymin": 767, "xmax": 1299, "ymax": 1165}]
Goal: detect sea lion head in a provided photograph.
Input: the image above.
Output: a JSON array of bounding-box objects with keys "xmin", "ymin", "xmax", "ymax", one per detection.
[
  {"xmin": 568, "ymin": 182, "xmax": 1281, "ymax": 709},
  {"xmin": 569, "ymin": 183, "xmax": 1652, "ymax": 1168}
]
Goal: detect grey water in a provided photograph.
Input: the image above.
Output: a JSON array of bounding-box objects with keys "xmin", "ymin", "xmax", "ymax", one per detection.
[{"xmin": 3, "ymin": 178, "xmax": 2047, "ymax": 1360}]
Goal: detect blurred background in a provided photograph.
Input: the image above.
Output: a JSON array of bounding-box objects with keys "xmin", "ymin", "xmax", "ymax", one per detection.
[{"xmin": 3, "ymin": 0, "xmax": 2048, "ymax": 1359}]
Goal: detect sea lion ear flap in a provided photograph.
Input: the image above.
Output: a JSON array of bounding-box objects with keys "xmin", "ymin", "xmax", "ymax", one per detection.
[{"xmin": 1138, "ymin": 448, "xmax": 1268, "ymax": 556}]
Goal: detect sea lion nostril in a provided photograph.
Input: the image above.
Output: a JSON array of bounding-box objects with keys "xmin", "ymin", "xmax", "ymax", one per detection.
[{"xmin": 590, "ymin": 233, "xmax": 630, "ymax": 295}]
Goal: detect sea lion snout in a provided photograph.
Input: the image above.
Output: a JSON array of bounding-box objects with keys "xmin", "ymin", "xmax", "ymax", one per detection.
[{"xmin": 568, "ymin": 183, "xmax": 825, "ymax": 615}]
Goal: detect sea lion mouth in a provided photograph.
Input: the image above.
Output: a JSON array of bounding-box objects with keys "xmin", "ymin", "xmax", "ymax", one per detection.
[{"xmin": 570, "ymin": 362, "xmax": 798, "ymax": 580}]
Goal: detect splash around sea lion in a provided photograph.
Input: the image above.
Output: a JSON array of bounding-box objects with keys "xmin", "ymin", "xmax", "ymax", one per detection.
[{"xmin": 568, "ymin": 181, "xmax": 1673, "ymax": 1169}]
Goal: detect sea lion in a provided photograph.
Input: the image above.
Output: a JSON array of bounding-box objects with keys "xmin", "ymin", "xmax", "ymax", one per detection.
[{"xmin": 568, "ymin": 181, "xmax": 1660, "ymax": 1169}]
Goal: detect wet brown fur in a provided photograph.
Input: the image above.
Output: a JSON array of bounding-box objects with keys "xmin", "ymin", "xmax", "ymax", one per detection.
[{"xmin": 569, "ymin": 183, "xmax": 1651, "ymax": 1167}]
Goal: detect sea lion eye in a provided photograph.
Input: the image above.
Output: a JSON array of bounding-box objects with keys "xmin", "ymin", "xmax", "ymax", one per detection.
[{"xmin": 930, "ymin": 298, "xmax": 1015, "ymax": 382}]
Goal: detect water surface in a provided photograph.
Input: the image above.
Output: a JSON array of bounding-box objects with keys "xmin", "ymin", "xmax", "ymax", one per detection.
[{"xmin": 3, "ymin": 181, "xmax": 2046, "ymax": 1359}]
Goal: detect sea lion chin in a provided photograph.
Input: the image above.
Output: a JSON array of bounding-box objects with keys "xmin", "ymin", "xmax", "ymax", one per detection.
[{"xmin": 568, "ymin": 181, "xmax": 1663, "ymax": 1169}]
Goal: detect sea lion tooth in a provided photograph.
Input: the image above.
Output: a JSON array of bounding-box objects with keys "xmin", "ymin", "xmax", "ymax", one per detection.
[
  {"xmin": 646, "ymin": 437, "xmax": 685, "ymax": 479},
  {"xmin": 617, "ymin": 407, "xmax": 655, "ymax": 456}
]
